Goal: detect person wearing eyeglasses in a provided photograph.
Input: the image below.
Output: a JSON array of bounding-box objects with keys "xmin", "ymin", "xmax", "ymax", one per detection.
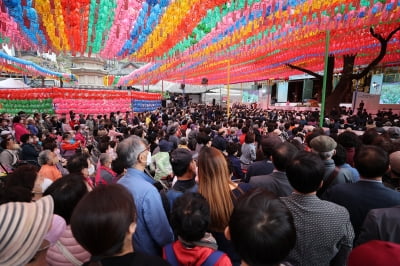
[{"xmin": 117, "ymin": 135, "xmax": 174, "ymax": 256}]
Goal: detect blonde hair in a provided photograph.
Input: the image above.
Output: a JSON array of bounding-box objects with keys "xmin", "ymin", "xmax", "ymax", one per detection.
[{"xmin": 198, "ymin": 146, "xmax": 234, "ymax": 232}]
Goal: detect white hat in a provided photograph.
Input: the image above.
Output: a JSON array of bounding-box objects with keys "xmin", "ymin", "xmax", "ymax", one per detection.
[{"xmin": 0, "ymin": 195, "xmax": 54, "ymax": 265}]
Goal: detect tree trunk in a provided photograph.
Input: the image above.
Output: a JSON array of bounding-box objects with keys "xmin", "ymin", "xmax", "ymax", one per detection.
[
  {"xmin": 326, "ymin": 55, "xmax": 335, "ymax": 95},
  {"xmin": 285, "ymin": 25, "xmax": 400, "ymax": 117},
  {"xmin": 325, "ymin": 55, "xmax": 355, "ymax": 114}
]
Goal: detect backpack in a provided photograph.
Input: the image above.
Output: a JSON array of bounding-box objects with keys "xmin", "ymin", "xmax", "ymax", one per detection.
[{"xmin": 164, "ymin": 243, "xmax": 224, "ymax": 266}]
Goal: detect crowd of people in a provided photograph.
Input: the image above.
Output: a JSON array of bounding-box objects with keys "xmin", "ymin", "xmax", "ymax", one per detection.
[{"xmin": 1, "ymin": 103, "xmax": 400, "ymax": 266}]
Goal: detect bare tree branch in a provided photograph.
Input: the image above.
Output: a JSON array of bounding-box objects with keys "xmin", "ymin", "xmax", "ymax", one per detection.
[
  {"xmin": 385, "ymin": 25, "xmax": 400, "ymax": 41},
  {"xmin": 352, "ymin": 25, "xmax": 400, "ymax": 80},
  {"xmin": 286, "ymin": 63, "xmax": 323, "ymax": 79}
]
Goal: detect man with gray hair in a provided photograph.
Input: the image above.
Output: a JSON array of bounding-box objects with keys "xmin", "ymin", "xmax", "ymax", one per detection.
[
  {"xmin": 117, "ymin": 135, "xmax": 174, "ymax": 256},
  {"xmin": 310, "ymin": 135, "xmax": 353, "ymax": 196}
]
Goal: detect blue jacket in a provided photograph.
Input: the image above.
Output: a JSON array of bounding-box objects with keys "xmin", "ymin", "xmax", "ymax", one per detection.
[{"xmin": 118, "ymin": 168, "xmax": 174, "ymax": 256}]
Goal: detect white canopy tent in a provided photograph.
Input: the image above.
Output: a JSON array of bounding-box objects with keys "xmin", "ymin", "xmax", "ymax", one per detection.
[{"xmin": 0, "ymin": 78, "xmax": 30, "ymax": 88}]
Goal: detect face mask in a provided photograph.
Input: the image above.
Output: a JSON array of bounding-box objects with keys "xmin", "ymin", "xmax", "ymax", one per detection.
[
  {"xmin": 146, "ymin": 151, "xmax": 152, "ymax": 166},
  {"xmin": 88, "ymin": 164, "xmax": 95, "ymax": 176},
  {"xmin": 69, "ymin": 139, "xmax": 76, "ymax": 144}
]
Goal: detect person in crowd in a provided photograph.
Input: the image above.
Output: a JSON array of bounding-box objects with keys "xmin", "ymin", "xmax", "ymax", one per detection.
[
  {"xmin": 336, "ymin": 131, "xmax": 361, "ymax": 167},
  {"xmin": 44, "ymin": 175, "xmax": 90, "ymax": 266},
  {"xmin": 167, "ymin": 123, "xmax": 181, "ymax": 150},
  {"xmin": 0, "ymin": 164, "xmax": 40, "ymax": 203},
  {"xmin": 212, "ymin": 127, "xmax": 227, "ymax": 152},
  {"xmin": 117, "ymin": 135, "xmax": 174, "ymax": 256},
  {"xmin": 66, "ymin": 153, "xmax": 95, "ymax": 190},
  {"xmin": 60, "ymin": 132, "xmax": 81, "ymax": 159},
  {"xmin": 42, "ymin": 138, "xmax": 69, "ymax": 176},
  {"xmin": 149, "ymin": 139, "xmax": 173, "ymax": 184},
  {"xmin": 281, "ymin": 151, "xmax": 354, "ymax": 265},
  {"xmin": 348, "ymin": 240, "xmax": 400, "ymax": 266},
  {"xmin": 26, "ymin": 117, "xmax": 39, "ymax": 136},
  {"xmin": 383, "ymin": 150, "xmax": 400, "ymax": 190},
  {"xmin": 240, "ymin": 133, "xmax": 256, "ymax": 172},
  {"xmin": 250, "ymin": 142, "xmax": 297, "ymax": 197},
  {"xmin": 107, "ymin": 123, "xmax": 123, "ymax": 141},
  {"xmin": 95, "ymin": 153, "xmax": 117, "ymax": 185},
  {"xmin": 325, "ymin": 145, "xmax": 400, "ymax": 240},
  {"xmin": 42, "ymin": 114, "xmax": 53, "ymax": 132},
  {"xmin": 0, "ymin": 117, "xmax": 11, "ymax": 135},
  {"xmin": 85, "ymin": 114, "xmax": 95, "ymax": 135},
  {"xmin": 309, "ymin": 135, "xmax": 353, "ymax": 196},
  {"xmin": 178, "ymin": 137, "xmax": 190, "ymax": 150},
  {"xmin": 38, "ymin": 150, "xmax": 62, "ymax": 183},
  {"xmin": 60, "ymin": 118, "xmax": 72, "ymax": 134},
  {"xmin": 238, "ymin": 126, "xmax": 248, "ymax": 145},
  {"xmin": 198, "ymin": 146, "xmax": 252, "ymax": 265},
  {"xmin": 71, "ymin": 184, "xmax": 170, "ymax": 265},
  {"xmin": 0, "ymin": 133, "xmax": 20, "ymax": 171},
  {"xmin": 356, "ymin": 202, "xmax": 400, "ymax": 246},
  {"xmin": 74, "ymin": 125, "xmax": 87, "ymax": 147},
  {"xmin": 332, "ymin": 144, "xmax": 360, "ymax": 182},
  {"xmin": 164, "ymin": 192, "xmax": 231, "ymax": 265},
  {"xmin": 20, "ymin": 133, "xmax": 39, "ymax": 165},
  {"xmin": 0, "ymin": 195, "xmax": 54, "ymax": 265},
  {"xmin": 193, "ymin": 132, "xmax": 211, "ymax": 159},
  {"xmin": 226, "ymin": 142, "xmax": 244, "ymax": 181},
  {"xmin": 226, "ymin": 188, "xmax": 296, "ymax": 266},
  {"xmin": 13, "ymin": 115, "xmax": 30, "ymax": 143},
  {"xmin": 167, "ymin": 148, "xmax": 198, "ymax": 210},
  {"xmin": 246, "ymin": 135, "xmax": 281, "ymax": 182}
]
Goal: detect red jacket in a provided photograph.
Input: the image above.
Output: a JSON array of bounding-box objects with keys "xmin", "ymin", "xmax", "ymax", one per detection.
[
  {"xmin": 60, "ymin": 140, "xmax": 80, "ymax": 151},
  {"xmin": 13, "ymin": 123, "xmax": 29, "ymax": 143},
  {"xmin": 163, "ymin": 241, "xmax": 231, "ymax": 266}
]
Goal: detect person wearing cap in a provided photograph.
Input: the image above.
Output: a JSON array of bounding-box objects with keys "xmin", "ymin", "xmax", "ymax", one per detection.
[
  {"xmin": 117, "ymin": 135, "xmax": 174, "ymax": 256},
  {"xmin": 281, "ymin": 151, "xmax": 354, "ymax": 266},
  {"xmin": 149, "ymin": 139, "xmax": 174, "ymax": 184},
  {"xmin": 167, "ymin": 123, "xmax": 181, "ymax": 150},
  {"xmin": 167, "ymin": 148, "xmax": 198, "ymax": 210},
  {"xmin": 325, "ymin": 146, "xmax": 400, "ymax": 241},
  {"xmin": 0, "ymin": 195, "xmax": 54, "ymax": 265},
  {"xmin": 309, "ymin": 135, "xmax": 353, "ymax": 196}
]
